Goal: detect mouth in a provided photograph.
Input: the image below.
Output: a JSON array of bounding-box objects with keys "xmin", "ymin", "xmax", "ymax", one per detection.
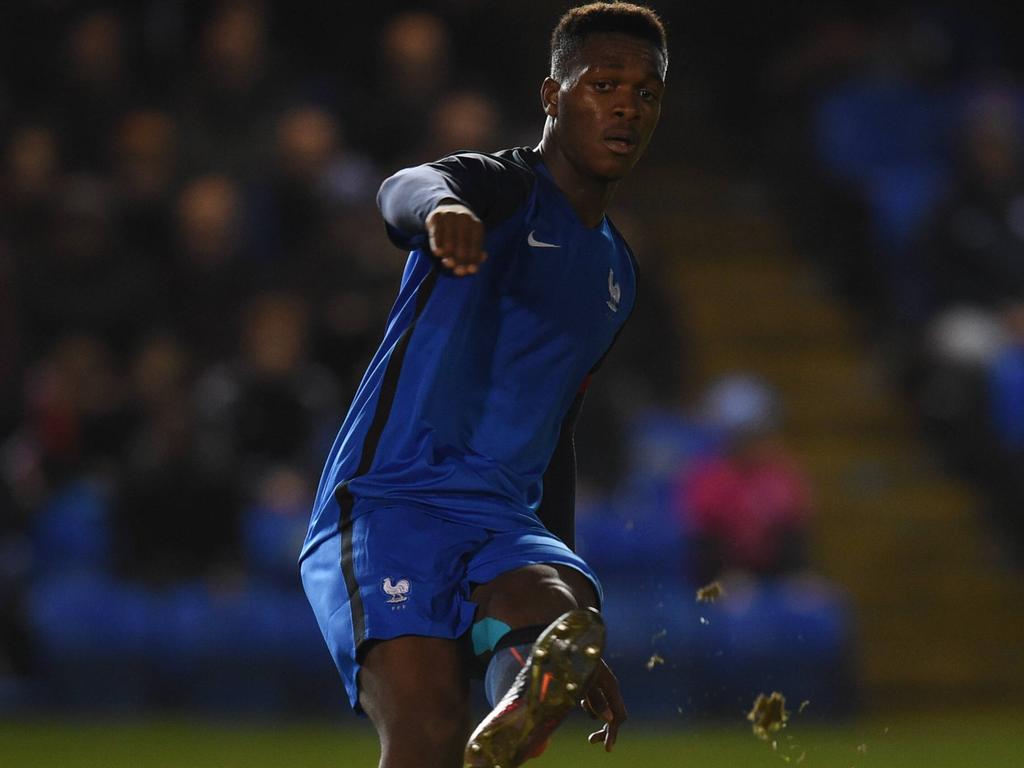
[{"xmin": 602, "ymin": 132, "xmax": 638, "ymax": 156}]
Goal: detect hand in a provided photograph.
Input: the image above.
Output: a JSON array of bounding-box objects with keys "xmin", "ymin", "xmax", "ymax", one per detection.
[
  {"xmin": 425, "ymin": 203, "xmax": 487, "ymax": 276},
  {"xmin": 580, "ymin": 659, "xmax": 627, "ymax": 752}
]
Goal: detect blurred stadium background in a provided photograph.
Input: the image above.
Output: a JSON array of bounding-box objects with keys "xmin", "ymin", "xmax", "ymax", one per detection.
[{"xmin": 2, "ymin": 1, "xmax": 1023, "ymax": 765}]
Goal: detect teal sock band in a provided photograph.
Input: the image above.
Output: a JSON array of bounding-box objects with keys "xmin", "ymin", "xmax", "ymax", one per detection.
[{"xmin": 471, "ymin": 617, "xmax": 512, "ymax": 657}]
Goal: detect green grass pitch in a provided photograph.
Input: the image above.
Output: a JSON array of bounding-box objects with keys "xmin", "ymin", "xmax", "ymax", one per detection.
[{"xmin": 1, "ymin": 713, "xmax": 1022, "ymax": 767}]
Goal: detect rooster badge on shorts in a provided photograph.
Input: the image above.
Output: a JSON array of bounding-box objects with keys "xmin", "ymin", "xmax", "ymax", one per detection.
[
  {"xmin": 606, "ymin": 268, "xmax": 620, "ymax": 313},
  {"xmin": 382, "ymin": 577, "xmax": 410, "ymax": 604}
]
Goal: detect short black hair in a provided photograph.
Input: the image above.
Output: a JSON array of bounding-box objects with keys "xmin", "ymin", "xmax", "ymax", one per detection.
[{"xmin": 550, "ymin": 2, "xmax": 668, "ymax": 82}]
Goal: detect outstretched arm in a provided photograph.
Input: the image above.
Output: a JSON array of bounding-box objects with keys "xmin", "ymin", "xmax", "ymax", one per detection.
[
  {"xmin": 377, "ymin": 164, "xmax": 485, "ymax": 276},
  {"xmin": 377, "ymin": 152, "xmax": 533, "ymax": 275}
]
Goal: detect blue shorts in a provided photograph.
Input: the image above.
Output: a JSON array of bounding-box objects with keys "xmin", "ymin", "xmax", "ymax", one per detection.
[{"xmin": 299, "ymin": 498, "xmax": 601, "ymax": 712}]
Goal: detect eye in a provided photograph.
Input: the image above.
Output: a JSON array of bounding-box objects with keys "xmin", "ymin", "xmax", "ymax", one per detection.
[
  {"xmin": 639, "ymin": 88, "xmax": 659, "ymax": 102},
  {"xmin": 592, "ymin": 80, "xmax": 613, "ymax": 92}
]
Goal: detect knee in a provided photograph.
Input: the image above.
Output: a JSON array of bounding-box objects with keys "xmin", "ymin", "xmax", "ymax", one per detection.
[
  {"xmin": 368, "ymin": 678, "xmax": 470, "ymax": 764},
  {"xmin": 403, "ymin": 697, "xmax": 470, "ymax": 748},
  {"xmin": 475, "ymin": 565, "xmax": 579, "ymax": 627},
  {"xmin": 530, "ymin": 566, "xmax": 579, "ymax": 611},
  {"xmin": 365, "ymin": 669, "xmax": 469, "ymax": 723},
  {"xmin": 554, "ymin": 564, "xmax": 598, "ymax": 609},
  {"xmin": 359, "ymin": 638, "xmax": 471, "ymax": 764}
]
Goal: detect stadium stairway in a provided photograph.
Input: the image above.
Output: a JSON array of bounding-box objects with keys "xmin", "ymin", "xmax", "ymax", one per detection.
[{"xmin": 624, "ymin": 167, "xmax": 1024, "ymax": 711}]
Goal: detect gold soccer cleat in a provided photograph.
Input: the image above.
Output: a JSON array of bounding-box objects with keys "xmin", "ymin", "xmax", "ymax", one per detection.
[{"xmin": 464, "ymin": 608, "xmax": 606, "ymax": 768}]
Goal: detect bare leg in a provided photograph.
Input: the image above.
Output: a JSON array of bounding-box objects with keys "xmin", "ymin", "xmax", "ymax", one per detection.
[
  {"xmin": 359, "ymin": 635, "xmax": 472, "ymax": 768},
  {"xmin": 470, "ymin": 563, "xmax": 597, "ymax": 627}
]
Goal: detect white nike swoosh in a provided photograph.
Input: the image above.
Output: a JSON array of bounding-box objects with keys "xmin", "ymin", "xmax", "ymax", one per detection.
[{"xmin": 527, "ymin": 230, "xmax": 560, "ymax": 248}]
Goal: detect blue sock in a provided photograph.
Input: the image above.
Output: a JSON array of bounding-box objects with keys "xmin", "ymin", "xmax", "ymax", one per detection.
[
  {"xmin": 485, "ymin": 642, "xmax": 534, "ymax": 707},
  {"xmin": 482, "ymin": 624, "xmax": 546, "ymax": 707}
]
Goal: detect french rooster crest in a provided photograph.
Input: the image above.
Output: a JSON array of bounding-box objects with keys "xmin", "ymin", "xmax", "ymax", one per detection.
[
  {"xmin": 382, "ymin": 577, "xmax": 410, "ymax": 603},
  {"xmin": 606, "ymin": 268, "xmax": 621, "ymax": 312}
]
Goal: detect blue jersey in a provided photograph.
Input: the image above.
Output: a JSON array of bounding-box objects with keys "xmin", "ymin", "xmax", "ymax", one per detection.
[{"xmin": 300, "ymin": 147, "xmax": 637, "ymax": 561}]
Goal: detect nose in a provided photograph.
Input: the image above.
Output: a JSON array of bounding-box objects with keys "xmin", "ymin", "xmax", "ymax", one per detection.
[{"xmin": 613, "ymin": 94, "xmax": 642, "ymax": 120}]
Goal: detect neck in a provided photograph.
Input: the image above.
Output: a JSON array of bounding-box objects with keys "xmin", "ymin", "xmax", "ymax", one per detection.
[{"xmin": 536, "ymin": 127, "xmax": 618, "ymax": 228}]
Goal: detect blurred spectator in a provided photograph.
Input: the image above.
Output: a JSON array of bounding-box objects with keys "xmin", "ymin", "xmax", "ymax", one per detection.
[
  {"xmin": 0, "ymin": 247, "xmax": 17, "ymax": 429},
  {"xmin": 170, "ymin": 173, "xmax": 251, "ymax": 362},
  {"xmin": 364, "ymin": 11, "xmax": 453, "ymax": 164},
  {"xmin": 989, "ymin": 306, "xmax": 1024, "ymax": 450},
  {"xmin": 0, "ymin": 490, "xmax": 32, "ymax": 682},
  {"xmin": 921, "ymin": 85, "xmax": 1024, "ymax": 320},
  {"xmin": 243, "ymin": 465, "xmax": 313, "ymax": 584},
  {"xmin": 194, "ymin": 291, "xmax": 340, "ymax": 491},
  {"xmin": 55, "ymin": 9, "xmax": 135, "ymax": 172},
  {"xmin": 915, "ymin": 84, "xmax": 1024, "ymax": 478},
  {"xmin": 111, "ymin": 109, "xmax": 180, "ymax": 262},
  {"xmin": 4, "ymin": 334, "xmax": 128, "ymax": 507},
  {"xmin": 311, "ymin": 222, "xmax": 403, "ymax": 396},
  {"xmin": 15, "ymin": 174, "xmax": 166, "ymax": 360},
  {"xmin": 1, "ymin": 124, "xmax": 60, "ymax": 252},
  {"xmin": 423, "ymin": 89, "xmax": 504, "ymax": 160},
  {"xmin": 113, "ymin": 333, "xmax": 242, "ymax": 584},
  {"xmin": 775, "ymin": 7, "xmax": 974, "ymax": 334},
  {"xmin": 251, "ymin": 104, "xmax": 375, "ymax": 268},
  {"xmin": 179, "ymin": 0, "xmax": 285, "ymax": 179},
  {"xmin": 676, "ymin": 376, "xmax": 813, "ymax": 584},
  {"xmin": 981, "ymin": 308, "xmax": 1024, "ymax": 563},
  {"xmin": 258, "ymin": 104, "xmax": 392, "ymax": 391},
  {"xmin": 2, "ymin": 124, "xmax": 61, "ymax": 422}
]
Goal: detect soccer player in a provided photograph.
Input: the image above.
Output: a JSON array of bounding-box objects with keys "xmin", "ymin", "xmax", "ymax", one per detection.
[{"xmin": 300, "ymin": 4, "xmax": 667, "ymax": 767}]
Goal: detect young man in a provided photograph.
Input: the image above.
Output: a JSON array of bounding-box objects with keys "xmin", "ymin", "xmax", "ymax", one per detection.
[{"xmin": 300, "ymin": 4, "xmax": 667, "ymax": 767}]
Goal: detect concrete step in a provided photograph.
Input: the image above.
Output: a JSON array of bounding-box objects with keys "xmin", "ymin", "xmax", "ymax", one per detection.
[
  {"xmin": 682, "ymin": 293, "xmax": 854, "ymax": 341},
  {"xmin": 660, "ymin": 215, "xmax": 790, "ymax": 262},
  {"xmin": 792, "ymin": 435, "xmax": 938, "ymax": 489},
  {"xmin": 865, "ymin": 643, "xmax": 1024, "ymax": 692},
  {"xmin": 813, "ymin": 484, "xmax": 985, "ymax": 581},
  {"xmin": 853, "ymin": 563, "xmax": 1024, "ymax": 602}
]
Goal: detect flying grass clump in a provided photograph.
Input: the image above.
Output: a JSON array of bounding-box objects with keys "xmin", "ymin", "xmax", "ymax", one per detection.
[
  {"xmin": 695, "ymin": 581, "xmax": 725, "ymax": 603},
  {"xmin": 747, "ymin": 692, "xmax": 789, "ymax": 741}
]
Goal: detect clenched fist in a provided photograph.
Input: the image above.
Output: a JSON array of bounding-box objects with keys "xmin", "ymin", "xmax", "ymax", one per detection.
[{"xmin": 426, "ymin": 203, "xmax": 487, "ymax": 277}]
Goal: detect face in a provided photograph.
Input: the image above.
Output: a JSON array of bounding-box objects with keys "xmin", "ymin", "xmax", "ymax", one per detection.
[{"xmin": 543, "ymin": 32, "xmax": 665, "ymax": 182}]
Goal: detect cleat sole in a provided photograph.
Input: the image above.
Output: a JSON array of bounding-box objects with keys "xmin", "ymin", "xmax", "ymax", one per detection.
[{"xmin": 463, "ymin": 608, "xmax": 605, "ymax": 768}]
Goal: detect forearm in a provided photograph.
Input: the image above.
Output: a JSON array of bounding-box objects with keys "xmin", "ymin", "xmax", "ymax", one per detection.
[
  {"xmin": 376, "ymin": 151, "xmax": 535, "ymax": 252},
  {"xmin": 377, "ymin": 165, "xmax": 468, "ymax": 243}
]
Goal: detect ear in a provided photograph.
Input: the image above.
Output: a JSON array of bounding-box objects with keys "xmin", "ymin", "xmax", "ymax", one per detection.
[{"xmin": 540, "ymin": 77, "xmax": 560, "ymax": 118}]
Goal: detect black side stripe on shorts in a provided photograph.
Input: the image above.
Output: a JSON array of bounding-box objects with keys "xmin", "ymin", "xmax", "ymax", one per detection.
[
  {"xmin": 334, "ymin": 265, "xmax": 440, "ymax": 650},
  {"xmin": 336, "ymin": 487, "xmax": 365, "ymax": 648}
]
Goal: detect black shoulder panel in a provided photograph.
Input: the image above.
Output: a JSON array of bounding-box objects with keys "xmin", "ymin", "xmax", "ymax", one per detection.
[{"xmin": 426, "ymin": 147, "xmax": 537, "ymax": 228}]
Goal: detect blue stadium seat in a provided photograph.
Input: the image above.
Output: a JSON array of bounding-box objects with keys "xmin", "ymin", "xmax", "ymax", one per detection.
[
  {"xmin": 151, "ymin": 582, "xmax": 277, "ymax": 710},
  {"xmin": 242, "ymin": 503, "xmax": 309, "ymax": 585},
  {"xmin": 31, "ymin": 479, "xmax": 113, "ymax": 575},
  {"xmin": 864, "ymin": 163, "xmax": 949, "ymax": 253},
  {"xmin": 601, "ymin": 581, "xmax": 708, "ymax": 719},
  {"xmin": 151, "ymin": 581, "xmax": 335, "ymax": 712},
  {"xmin": 703, "ymin": 580, "xmax": 855, "ymax": 717},
  {"xmin": 26, "ymin": 573, "xmax": 153, "ymax": 708},
  {"xmin": 814, "ymin": 80, "xmax": 951, "ymax": 184},
  {"xmin": 576, "ymin": 491, "xmax": 689, "ymax": 586},
  {"xmin": 600, "ymin": 577, "xmax": 855, "ymax": 719},
  {"xmin": 625, "ymin": 408, "xmax": 719, "ymax": 482},
  {"xmin": 990, "ymin": 346, "xmax": 1024, "ymax": 449}
]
